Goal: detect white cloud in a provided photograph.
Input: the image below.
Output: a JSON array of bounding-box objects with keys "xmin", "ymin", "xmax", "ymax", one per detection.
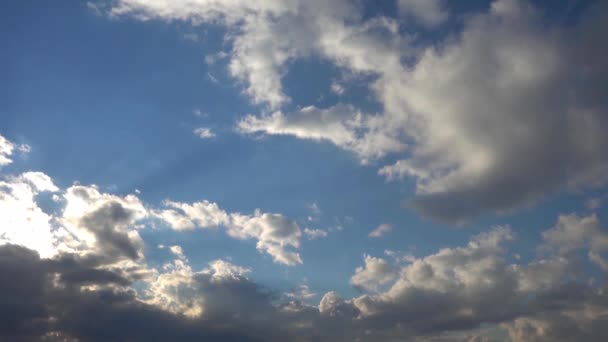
[
  {"xmin": 156, "ymin": 200, "xmax": 230, "ymax": 231},
  {"xmin": 330, "ymin": 81, "xmax": 345, "ymax": 95},
  {"xmin": 108, "ymin": 0, "xmax": 608, "ymax": 223},
  {"xmin": 230, "ymin": 210, "xmax": 303, "ymax": 265},
  {"xmin": 237, "ymin": 104, "xmax": 405, "ymax": 163},
  {"xmin": 18, "ymin": 171, "xmax": 59, "ymax": 192},
  {"xmin": 59, "ymin": 185, "xmax": 148, "ymax": 261},
  {"xmin": 193, "ymin": 127, "xmax": 216, "ymax": 139},
  {"xmin": 350, "ymin": 255, "xmax": 397, "ymax": 292},
  {"xmin": 169, "ymin": 245, "xmax": 186, "ymax": 260},
  {"xmin": 320, "ymin": 214, "xmax": 608, "ymax": 339},
  {"xmin": 206, "ymin": 259, "xmax": 251, "ymax": 278},
  {"xmin": 398, "ymin": 0, "xmax": 448, "ymax": 27},
  {"xmin": 156, "ymin": 201, "xmax": 303, "ymax": 266},
  {"xmin": 109, "ymin": 0, "xmax": 302, "ymax": 109},
  {"xmin": 378, "ymin": 0, "xmax": 608, "ymax": 223},
  {"xmin": 144, "ymin": 255, "xmax": 203, "ymax": 317},
  {"xmin": 308, "ymin": 202, "xmax": 321, "ymax": 217},
  {"xmin": 303, "ymin": 228, "xmax": 327, "ymax": 240},
  {"xmin": 286, "ymin": 284, "xmax": 317, "ymax": 301},
  {"xmin": 368, "ymin": 223, "xmax": 393, "ymax": 238},
  {"xmin": 206, "ymin": 72, "xmax": 218, "ymax": 83},
  {"xmin": 541, "ymin": 213, "xmax": 608, "ymax": 270},
  {"xmin": 204, "ymin": 51, "xmax": 228, "ymax": 65},
  {"xmin": 0, "ymin": 134, "xmax": 32, "ymax": 167},
  {"xmin": 0, "ymin": 172, "xmax": 58, "ymax": 258}
]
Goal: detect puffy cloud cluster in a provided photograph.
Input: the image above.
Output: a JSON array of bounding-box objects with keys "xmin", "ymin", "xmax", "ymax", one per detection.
[
  {"xmin": 0, "ymin": 133, "xmax": 305, "ymax": 267},
  {"xmin": 378, "ymin": 0, "xmax": 608, "ymax": 223},
  {"xmin": 350, "ymin": 255, "xmax": 397, "ymax": 292},
  {"xmin": 3, "ymin": 147, "xmax": 608, "ymax": 341},
  {"xmin": 314, "ymin": 215, "xmax": 608, "ymax": 341},
  {"xmin": 0, "ymin": 243, "xmax": 289, "ymax": 341},
  {"xmin": 156, "ymin": 201, "xmax": 304, "ymax": 266},
  {"xmin": 542, "ymin": 213, "xmax": 608, "ymax": 271},
  {"xmin": 59, "ymin": 184, "xmax": 148, "ymax": 262}
]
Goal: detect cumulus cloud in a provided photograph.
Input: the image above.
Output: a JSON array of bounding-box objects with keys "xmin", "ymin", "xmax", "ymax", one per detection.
[
  {"xmin": 368, "ymin": 223, "xmax": 393, "ymax": 238},
  {"xmin": 377, "ymin": 0, "xmax": 608, "ymax": 223},
  {"xmin": 0, "ymin": 243, "xmax": 287, "ymax": 341},
  {"xmin": 58, "ymin": 184, "xmax": 148, "ymax": 263},
  {"xmin": 0, "ymin": 141, "xmax": 304, "ymax": 268},
  {"xmin": 326, "ymin": 215, "xmax": 608, "ymax": 340},
  {"xmin": 3, "ymin": 199, "xmax": 608, "ymax": 341},
  {"xmin": 0, "ymin": 171, "xmax": 58, "ymax": 257},
  {"xmin": 156, "ymin": 200, "xmax": 230, "ymax": 231},
  {"xmin": 541, "ymin": 213, "xmax": 608, "ymax": 270},
  {"xmin": 230, "ymin": 210, "xmax": 303, "ymax": 265},
  {"xmin": 350, "ymin": 255, "xmax": 397, "ymax": 292},
  {"xmin": 155, "ymin": 201, "xmax": 303, "ymax": 266}
]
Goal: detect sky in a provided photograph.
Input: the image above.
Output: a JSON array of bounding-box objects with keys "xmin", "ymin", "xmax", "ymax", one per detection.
[{"xmin": 1, "ymin": 0, "xmax": 608, "ymax": 341}]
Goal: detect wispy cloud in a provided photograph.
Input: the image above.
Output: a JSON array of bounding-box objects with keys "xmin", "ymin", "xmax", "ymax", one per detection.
[{"xmin": 368, "ymin": 223, "xmax": 393, "ymax": 238}]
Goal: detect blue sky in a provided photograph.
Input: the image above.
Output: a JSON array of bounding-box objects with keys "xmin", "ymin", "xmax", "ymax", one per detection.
[{"xmin": 1, "ymin": 0, "xmax": 608, "ymax": 341}]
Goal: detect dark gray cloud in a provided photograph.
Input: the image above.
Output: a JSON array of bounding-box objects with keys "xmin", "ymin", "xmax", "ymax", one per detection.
[
  {"xmin": 0, "ymin": 244, "xmax": 283, "ymax": 342},
  {"xmin": 379, "ymin": 0, "xmax": 608, "ymax": 224},
  {"xmin": 79, "ymin": 201, "xmax": 142, "ymax": 261},
  {"xmin": 3, "ymin": 213, "xmax": 608, "ymax": 341}
]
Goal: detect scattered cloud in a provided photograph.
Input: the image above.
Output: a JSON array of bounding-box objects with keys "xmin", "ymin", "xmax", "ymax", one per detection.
[
  {"xmin": 194, "ymin": 127, "xmax": 216, "ymax": 139},
  {"xmin": 193, "ymin": 109, "xmax": 208, "ymax": 117},
  {"xmin": 156, "ymin": 201, "xmax": 303, "ymax": 266},
  {"xmin": 303, "ymin": 228, "xmax": 328, "ymax": 240},
  {"xmin": 0, "ymin": 135, "xmax": 29, "ymax": 166},
  {"xmin": 330, "ymin": 81, "xmax": 345, "ymax": 95},
  {"xmin": 286, "ymin": 284, "xmax": 317, "ymax": 301},
  {"xmin": 206, "ymin": 72, "xmax": 219, "ymax": 83},
  {"xmin": 204, "ymin": 51, "xmax": 228, "ymax": 65},
  {"xmin": 368, "ymin": 223, "xmax": 393, "ymax": 238}
]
